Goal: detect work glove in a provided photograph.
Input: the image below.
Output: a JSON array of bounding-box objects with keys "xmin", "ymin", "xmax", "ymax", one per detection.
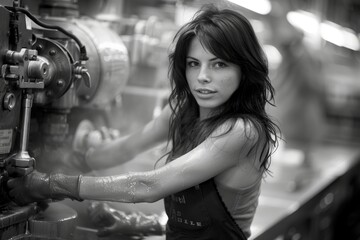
[
  {"xmin": 88, "ymin": 201, "xmax": 165, "ymax": 238},
  {"xmin": 7, "ymin": 170, "xmax": 82, "ymax": 206}
]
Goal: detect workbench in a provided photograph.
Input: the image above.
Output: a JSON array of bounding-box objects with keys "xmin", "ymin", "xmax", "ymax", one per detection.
[{"xmin": 250, "ymin": 144, "xmax": 360, "ymax": 240}]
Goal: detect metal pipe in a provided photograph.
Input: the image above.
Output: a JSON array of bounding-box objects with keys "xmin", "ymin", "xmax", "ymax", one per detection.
[{"xmin": 19, "ymin": 92, "xmax": 33, "ymax": 152}]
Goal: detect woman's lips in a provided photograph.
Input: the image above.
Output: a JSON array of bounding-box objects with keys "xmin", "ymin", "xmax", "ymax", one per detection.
[
  {"xmin": 194, "ymin": 88, "xmax": 216, "ymax": 98},
  {"xmin": 195, "ymin": 88, "xmax": 216, "ymax": 94}
]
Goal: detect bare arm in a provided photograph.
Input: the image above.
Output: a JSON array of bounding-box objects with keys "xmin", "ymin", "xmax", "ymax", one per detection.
[
  {"xmin": 79, "ymin": 119, "xmax": 259, "ymax": 203},
  {"xmin": 85, "ymin": 105, "xmax": 171, "ymax": 170}
]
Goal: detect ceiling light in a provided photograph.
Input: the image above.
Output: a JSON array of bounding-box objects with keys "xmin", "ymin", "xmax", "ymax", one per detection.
[{"xmin": 227, "ymin": 0, "xmax": 272, "ymax": 15}]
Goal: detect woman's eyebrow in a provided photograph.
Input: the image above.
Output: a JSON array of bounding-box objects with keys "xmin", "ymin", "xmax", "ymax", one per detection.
[
  {"xmin": 186, "ymin": 56, "xmax": 219, "ymax": 61},
  {"xmin": 186, "ymin": 56, "xmax": 197, "ymax": 60}
]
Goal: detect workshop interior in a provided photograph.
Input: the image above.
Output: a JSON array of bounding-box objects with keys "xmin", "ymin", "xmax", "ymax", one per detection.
[{"xmin": 1, "ymin": 0, "xmax": 360, "ymax": 239}]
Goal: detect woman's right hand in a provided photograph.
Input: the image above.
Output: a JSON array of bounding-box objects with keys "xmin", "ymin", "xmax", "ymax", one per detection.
[
  {"xmin": 7, "ymin": 170, "xmax": 51, "ymax": 206},
  {"xmin": 7, "ymin": 170, "xmax": 82, "ymax": 205}
]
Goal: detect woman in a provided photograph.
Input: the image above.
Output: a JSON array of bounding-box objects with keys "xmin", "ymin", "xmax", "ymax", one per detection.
[{"xmin": 8, "ymin": 4, "xmax": 279, "ymax": 239}]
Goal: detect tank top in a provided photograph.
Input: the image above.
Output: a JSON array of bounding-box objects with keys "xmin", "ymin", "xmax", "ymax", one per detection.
[
  {"xmin": 216, "ymin": 176, "xmax": 262, "ymax": 238},
  {"xmin": 164, "ymin": 179, "xmax": 248, "ymax": 240}
]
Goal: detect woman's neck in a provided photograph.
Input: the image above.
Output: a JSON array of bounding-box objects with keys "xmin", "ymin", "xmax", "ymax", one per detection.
[{"xmin": 199, "ymin": 108, "xmax": 213, "ymax": 120}]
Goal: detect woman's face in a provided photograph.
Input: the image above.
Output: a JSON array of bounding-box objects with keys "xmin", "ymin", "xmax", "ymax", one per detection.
[{"xmin": 186, "ymin": 37, "xmax": 241, "ymax": 119}]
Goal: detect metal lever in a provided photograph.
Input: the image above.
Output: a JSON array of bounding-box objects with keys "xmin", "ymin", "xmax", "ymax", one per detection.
[
  {"xmin": 74, "ymin": 62, "xmax": 91, "ymax": 88},
  {"xmin": 10, "ymin": 92, "xmax": 35, "ymax": 176}
]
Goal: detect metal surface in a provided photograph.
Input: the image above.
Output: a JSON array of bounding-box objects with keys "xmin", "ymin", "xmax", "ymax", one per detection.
[
  {"xmin": 0, "ymin": 0, "xmax": 129, "ymax": 239},
  {"xmin": 10, "ymin": 93, "xmax": 35, "ymax": 175},
  {"xmin": 31, "ymin": 15, "xmax": 130, "ymax": 108},
  {"xmin": 31, "ymin": 37, "xmax": 73, "ymax": 105},
  {"xmin": 62, "ymin": 17, "xmax": 130, "ymax": 107},
  {"xmin": 28, "ymin": 202, "xmax": 78, "ymax": 240},
  {"xmin": 0, "ymin": 204, "xmax": 38, "ymax": 240}
]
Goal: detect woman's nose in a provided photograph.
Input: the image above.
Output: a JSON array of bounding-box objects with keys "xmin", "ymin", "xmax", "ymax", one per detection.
[{"xmin": 197, "ymin": 66, "xmax": 211, "ymax": 83}]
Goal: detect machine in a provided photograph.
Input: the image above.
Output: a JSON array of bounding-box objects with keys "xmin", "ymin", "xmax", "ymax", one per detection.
[{"xmin": 0, "ymin": 0, "xmax": 130, "ymax": 239}]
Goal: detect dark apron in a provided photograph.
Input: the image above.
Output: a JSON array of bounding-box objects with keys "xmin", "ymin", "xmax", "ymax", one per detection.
[{"xmin": 164, "ymin": 179, "xmax": 247, "ymax": 240}]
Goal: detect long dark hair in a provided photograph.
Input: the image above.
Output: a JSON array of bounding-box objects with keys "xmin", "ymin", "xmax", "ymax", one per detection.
[{"xmin": 166, "ymin": 4, "xmax": 280, "ymax": 171}]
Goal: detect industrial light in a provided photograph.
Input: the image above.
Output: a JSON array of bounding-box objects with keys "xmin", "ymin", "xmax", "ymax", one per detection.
[
  {"xmin": 286, "ymin": 10, "xmax": 360, "ymax": 51},
  {"xmin": 320, "ymin": 21, "xmax": 345, "ymax": 47},
  {"xmin": 287, "ymin": 10, "xmax": 319, "ymax": 35},
  {"xmin": 227, "ymin": 0, "xmax": 272, "ymax": 15},
  {"xmin": 263, "ymin": 45, "xmax": 282, "ymax": 70},
  {"xmin": 320, "ymin": 21, "xmax": 360, "ymax": 51}
]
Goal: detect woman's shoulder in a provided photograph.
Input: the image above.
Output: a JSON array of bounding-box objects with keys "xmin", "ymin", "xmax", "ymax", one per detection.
[
  {"xmin": 214, "ymin": 118, "xmax": 265, "ymax": 188},
  {"xmin": 214, "ymin": 117, "xmax": 260, "ymax": 142}
]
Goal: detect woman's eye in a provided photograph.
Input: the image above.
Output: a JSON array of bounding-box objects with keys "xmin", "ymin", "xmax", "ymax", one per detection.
[
  {"xmin": 187, "ymin": 61, "xmax": 198, "ymax": 67},
  {"xmin": 214, "ymin": 62, "xmax": 227, "ymax": 68}
]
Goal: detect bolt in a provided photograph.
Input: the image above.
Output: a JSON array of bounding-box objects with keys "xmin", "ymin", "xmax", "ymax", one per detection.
[
  {"xmin": 3, "ymin": 92, "xmax": 16, "ymax": 110},
  {"xmin": 49, "ymin": 50, "xmax": 56, "ymax": 56},
  {"xmin": 57, "ymin": 79, "xmax": 64, "ymax": 87}
]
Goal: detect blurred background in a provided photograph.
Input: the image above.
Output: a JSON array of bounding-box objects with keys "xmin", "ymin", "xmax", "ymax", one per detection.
[
  {"xmin": 1, "ymin": 0, "xmax": 360, "ymax": 239},
  {"xmin": 20, "ymin": 0, "xmax": 360, "ymax": 145}
]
